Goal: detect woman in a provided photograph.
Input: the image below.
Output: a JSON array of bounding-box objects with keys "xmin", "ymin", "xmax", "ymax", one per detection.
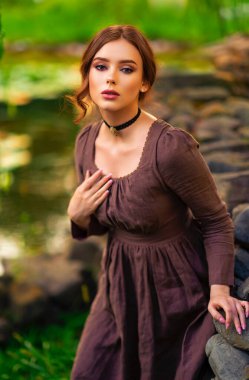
[{"xmin": 67, "ymin": 25, "xmax": 249, "ymax": 380}]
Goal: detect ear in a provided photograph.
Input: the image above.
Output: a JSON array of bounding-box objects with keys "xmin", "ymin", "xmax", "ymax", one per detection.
[{"xmin": 140, "ymin": 81, "xmax": 150, "ymax": 93}]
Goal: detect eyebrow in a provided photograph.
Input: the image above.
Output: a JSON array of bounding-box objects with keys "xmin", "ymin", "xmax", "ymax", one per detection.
[{"xmin": 92, "ymin": 57, "xmax": 137, "ymax": 65}]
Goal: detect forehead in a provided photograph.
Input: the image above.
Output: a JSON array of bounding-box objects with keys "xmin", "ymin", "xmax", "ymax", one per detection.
[{"xmin": 93, "ymin": 39, "xmax": 142, "ymax": 64}]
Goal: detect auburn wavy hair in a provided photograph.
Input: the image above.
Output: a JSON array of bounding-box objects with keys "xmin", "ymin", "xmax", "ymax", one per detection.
[{"xmin": 67, "ymin": 24, "xmax": 157, "ymax": 124}]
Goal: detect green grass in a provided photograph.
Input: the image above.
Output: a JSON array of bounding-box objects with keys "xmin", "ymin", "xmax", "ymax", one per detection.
[
  {"xmin": 0, "ymin": 310, "xmax": 89, "ymax": 380},
  {"xmin": 1, "ymin": 0, "xmax": 249, "ymax": 45}
]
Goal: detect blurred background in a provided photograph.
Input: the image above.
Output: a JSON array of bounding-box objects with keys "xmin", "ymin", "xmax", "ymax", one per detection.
[{"xmin": 1, "ymin": 1, "xmax": 249, "ymax": 379}]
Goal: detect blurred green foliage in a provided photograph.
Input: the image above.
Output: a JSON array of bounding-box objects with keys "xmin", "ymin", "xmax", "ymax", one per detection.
[
  {"xmin": 0, "ymin": 310, "xmax": 89, "ymax": 380},
  {"xmin": 1, "ymin": 0, "xmax": 249, "ymax": 44},
  {"xmin": 187, "ymin": 0, "xmax": 249, "ymax": 37},
  {"xmin": 0, "ymin": 12, "xmax": 4, "ymax": 59}
]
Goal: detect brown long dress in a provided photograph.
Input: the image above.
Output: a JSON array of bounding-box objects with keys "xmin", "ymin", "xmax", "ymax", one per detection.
[{"xmin": 70, "ymin": 118, "xmax": 235, "ymax": 380}]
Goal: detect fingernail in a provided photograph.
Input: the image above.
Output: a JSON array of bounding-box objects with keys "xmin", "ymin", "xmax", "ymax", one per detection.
[
  {"xmin": 237, "ymin": 328, "xmax": 242, "ymax": 335},
  {"xmin": 219, "ymin": 317, "xmax": 225, "ymax": 324},
  {"xmin": 242, "ymin": 324, "xmax": 246, "ymax": 331}
]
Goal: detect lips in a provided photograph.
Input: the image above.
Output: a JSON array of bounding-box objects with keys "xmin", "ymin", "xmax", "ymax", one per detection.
[{"xmin": 101, "ymin": 90, "xmax": 120, "ymax": 96}]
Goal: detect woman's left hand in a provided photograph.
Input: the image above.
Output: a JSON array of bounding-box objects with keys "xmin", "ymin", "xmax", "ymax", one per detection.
[{"xmin": 208, "ymin": 284, "xmax": 249, "ymax": 335}]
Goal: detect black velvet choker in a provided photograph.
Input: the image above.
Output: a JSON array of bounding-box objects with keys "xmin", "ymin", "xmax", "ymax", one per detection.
[{"xmin": 103, "ymin": 108, "xmax": 141, "ymax": 136}]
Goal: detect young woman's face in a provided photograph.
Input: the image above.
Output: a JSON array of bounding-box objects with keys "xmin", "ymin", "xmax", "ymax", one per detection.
[{"xmin": 88, "ymin": 38, "xmax": 149, "ymax": 112}]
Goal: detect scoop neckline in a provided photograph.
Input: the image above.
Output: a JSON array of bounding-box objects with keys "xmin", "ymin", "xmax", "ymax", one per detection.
[{"xmin": 91, "ymin": 117, "xmax": 162, "ymax": 181}]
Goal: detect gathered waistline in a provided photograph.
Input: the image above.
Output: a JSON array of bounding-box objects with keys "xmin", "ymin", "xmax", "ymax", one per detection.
[
  {"xmin": 108, "ymin": 217, "xmax": 195, "ymax": 245},
  {"xmin": 103, "ymin": 216, "xmax": 200, "ymax": 316}
]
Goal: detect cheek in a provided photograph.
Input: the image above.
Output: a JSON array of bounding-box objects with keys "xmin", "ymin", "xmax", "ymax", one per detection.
[
  {"xmin": 125, "ymin": 72, "xmax": 143, "ymax": 88},
  {"xmin": 128, "ymin": 77, "xmax": 143, "ymax": 93},
  {"xmin": 88, "ymin": 71, "xmax": 99, "ymax": 96}
]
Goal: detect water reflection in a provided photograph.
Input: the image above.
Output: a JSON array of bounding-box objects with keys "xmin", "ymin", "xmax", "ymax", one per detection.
[
  {"xmin": 0, "ymin": 234, "xmax": 20, "ymax": 275},
  {"xmin": 0, "ymin": 133, "xmax": 32, "ymax": 179},
  {"xmin": 0, "ymin": 99, "xmax": 79, "ymax": 259},
  {"xmin": 0, "ymin": 49, "xmax": 80, "ymax": 105}
]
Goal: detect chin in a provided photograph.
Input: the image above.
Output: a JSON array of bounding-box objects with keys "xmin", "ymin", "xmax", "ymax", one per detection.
[{"xmin": 97, "ymin": 102, "xmax": 124, "ymax": 113}]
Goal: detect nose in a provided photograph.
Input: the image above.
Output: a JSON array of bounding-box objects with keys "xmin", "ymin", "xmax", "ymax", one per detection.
[
  {"xmin": 107, "ymin": 78, "xmax": 115, "ymax": 84},
  {"xmin": 106, "ymin": 67, "xmax": 117, "ymax": 85}
]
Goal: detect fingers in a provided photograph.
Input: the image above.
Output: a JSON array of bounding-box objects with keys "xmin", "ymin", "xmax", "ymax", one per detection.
[
  {"xmin": 92, "ymin": 180, "xmax": 112, "ymax": 202},
  {"xmin": 83, "ymin": 169, "xmax": 113, "ymax": 204},
  {"xmin": 89, "ymin": 173, "xmax": 113, "ymax": 196},
  {"xmin": 229, "ymin": 300, "xmax": 249, "ymax": 334},
  {"xmin": 85, "ymin": 169, "xmax": 90, "ymax": 179},
  {"xmin": 241, "ymin": 300, "xmax": 249, "ymax": 318},
  {"xmin": 208, "ymin": 303, "xmax": 226, "ymax": 325},
  {"xmin": 83, "ymin": 169, "xmax": 113, "ymax": 195},
  {"xmin": 231, "ymin": 304, "xmax": 242, "ymax": 334},
  {"xmin": 69, "ymin": 168, "xmax": 112, "ymax": 226},
  {"xmin": 209, "ymin": 297, "xmax": 249, "ymax": 335},
  {"xmin": 208, "ymin": 298, "xmax": 233, "ymax": 328},
  {"xmin": 236, "ymin": 302, "xmax": 246, "ymax": 332},
  {"xmin": 93, "ymin": 188, "xmax": 110, "ymax": 208},
  {"xmin": 75, "ymin": 168, "xmax": 113, "ymax": 213},
  {"xmin": 83, "ymin": 169, "xmax": 104, "ymax": 190}
]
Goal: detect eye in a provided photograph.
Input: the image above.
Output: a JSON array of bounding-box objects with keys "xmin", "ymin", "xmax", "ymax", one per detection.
[
  {"xmin": 121, "ymin": 67, "xmax": 134, "ymax": 74},
  {"xmin": 95, "ymin": 64, "xmax": 107, "ymax": 71}
]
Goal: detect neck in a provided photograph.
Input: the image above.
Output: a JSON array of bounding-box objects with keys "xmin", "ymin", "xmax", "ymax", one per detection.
[{"xmin": 99, "ymin": 105, "xmax": 139, "ymax": 127}]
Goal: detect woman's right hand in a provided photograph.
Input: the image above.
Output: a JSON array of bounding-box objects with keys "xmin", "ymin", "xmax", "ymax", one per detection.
[{"xmin": 67, "ymin": 169, "xmax": 113, "ymax": 228}]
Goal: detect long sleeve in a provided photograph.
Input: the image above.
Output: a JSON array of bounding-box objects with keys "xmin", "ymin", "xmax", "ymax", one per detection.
[
  {"xmin": 70, "ymin": 125, "xmax": 109, "ymax": 240},
  {"xmin": 156, "ymin": 125, "xmax": 235, "ymax": 286}
]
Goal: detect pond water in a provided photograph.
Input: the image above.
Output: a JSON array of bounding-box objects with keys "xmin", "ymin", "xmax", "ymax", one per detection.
[
  {"xmin": 0, "ymin": 45, "xmax": 214, "ymax": 265},
  {"xmin": 0, "ymin": 99, "xmax": 79, "ymax": 266}
]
